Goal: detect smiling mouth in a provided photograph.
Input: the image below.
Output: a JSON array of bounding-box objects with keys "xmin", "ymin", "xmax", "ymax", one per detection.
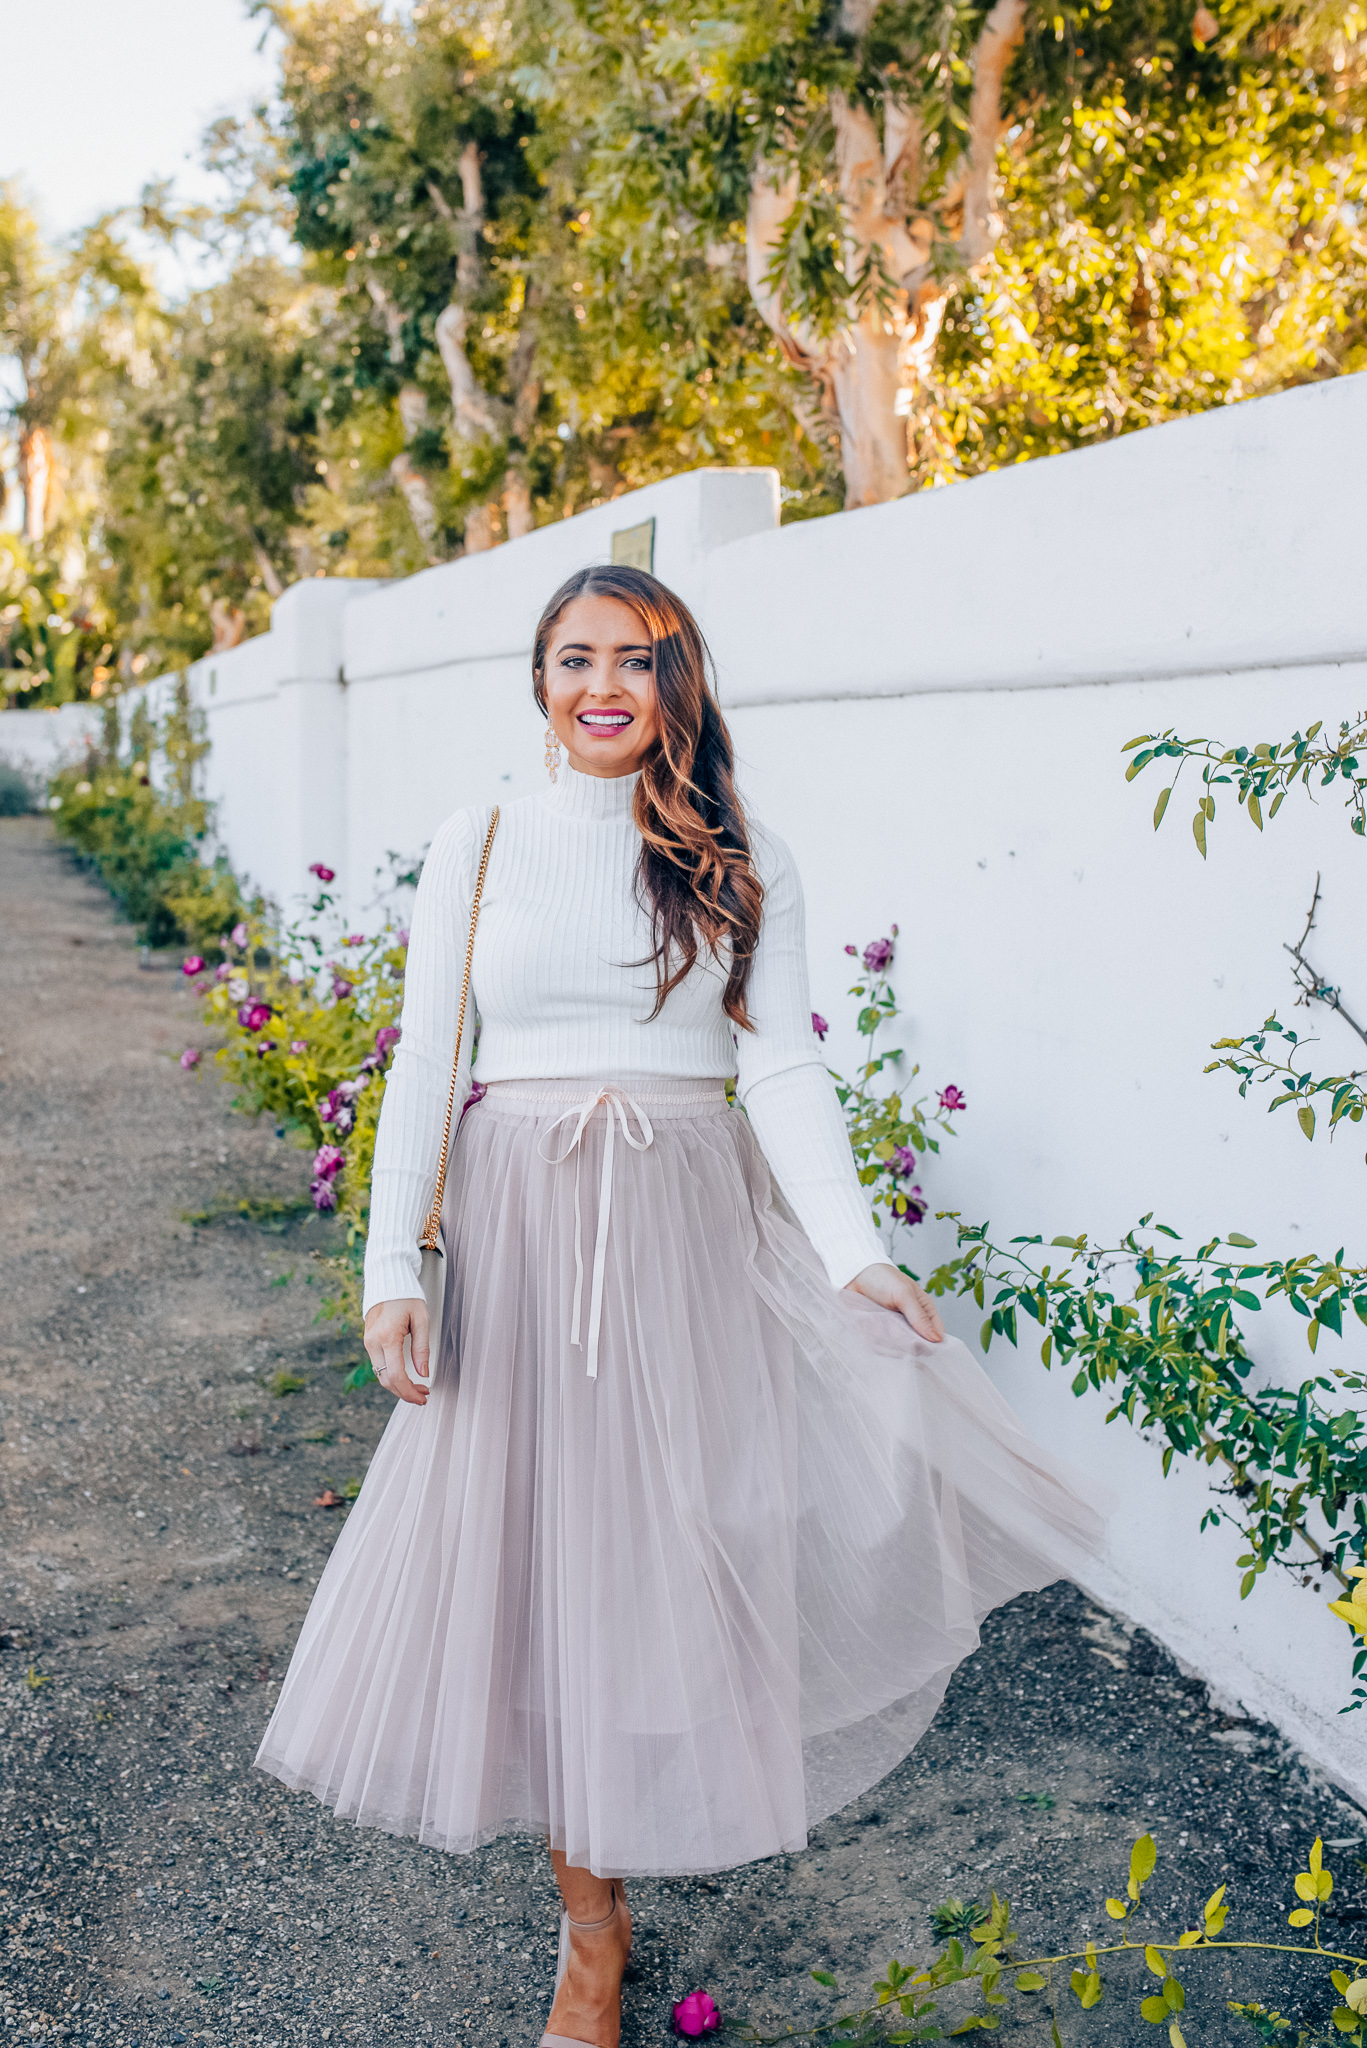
[{"xmin": 578, "ymin": 711, "xmax": 633, "ymax": 730}]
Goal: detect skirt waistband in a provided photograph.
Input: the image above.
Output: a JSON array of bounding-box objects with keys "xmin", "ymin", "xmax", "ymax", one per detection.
[{"xmin": 478, "ymin": 1077, "xmax": 729, "ymax": 1120}]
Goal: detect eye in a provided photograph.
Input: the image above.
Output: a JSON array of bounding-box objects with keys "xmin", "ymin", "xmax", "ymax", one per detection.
[
  {"xmin": 622, "ymin": 655, "xmax": 652, "ymax": 670},
  {"xmin": 557, "ymin": 653, "xmax": 590, "ymax": 668}
]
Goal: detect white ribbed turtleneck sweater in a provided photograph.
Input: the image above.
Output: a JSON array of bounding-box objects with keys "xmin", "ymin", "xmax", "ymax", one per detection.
[{"xmin": 362, "ymin": 763, "xmax": 888, "ymax": 1313}]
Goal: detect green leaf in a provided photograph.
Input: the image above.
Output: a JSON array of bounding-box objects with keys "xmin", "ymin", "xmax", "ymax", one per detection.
[
  {"xmin": 1144, "ymin": 1948, "xmax": 1167, "ymax": 1980},
  {"xmin": 1298, "ymin": 1102, "xmax": 1316, "ymax": 1141},
  {"xmin": 1164, "ymin": 1978, "xmax": 1185, "ymax": 2012},
  {"xmin": 812, "ymin": 1969, "xmax": 839, "ymax": 1988},
  {"xmin": 1153, "ymin": 786, "xmax": 1172, "ymax": 830},
  {"xmin": 1130, "ymin": 1835, "xmax": 1157, "ymax": 1889},
  {"xmin": 1126, "ymin": 750, "xmax": 1156, "ymax": 780},
  {"xmin": 1287, "ymin": 1908, "xmax": 1315, "ymax": 1927},
  {"xmin": 1122, "ymin": 735, "xmax": 1155, "ymax": 751},
  {"xmin": 1016, "ymin": 1974, "xmax": 1047, "ymax": 1992},
  {"xmin": 1142, "ymin": 1997, "xmax": 1171, "ymax": 2024},
  {"xmin": 1225, "ymin": 1233, "xmax": 1257, "ymax": 1248},
  {"xmin": 1105, "ymin": 1899, "xmax": 1128, "ymax": 1921},
  {"xmin": 1247, "ymin": 789, "xmax": 1263, "ymax": 830},
  {"xmin": 1192, "ymin": 806, "xmax": 1207, "ymax": 858}
]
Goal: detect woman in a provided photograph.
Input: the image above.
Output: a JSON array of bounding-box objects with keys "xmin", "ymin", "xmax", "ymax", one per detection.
[{"xmin": 257, "ymin": 565, "xmax": 1104, "ymax": 2048}]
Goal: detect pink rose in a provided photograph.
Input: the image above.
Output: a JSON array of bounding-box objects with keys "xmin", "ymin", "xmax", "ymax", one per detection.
[
  {"xmin": 238, "ymin": 1002, "xmax": 272, "ymax": 1032},
  {"xmin": 374, "ymin": 1026, "xmax": 401, "ymax": 1058},
  {"xmin": 309, "ymin": 862, "xmax": 335, "ymax": 883},
  {"xmin": 811, "ymin": 1011, "xmax": 828, "ymax": 1040},
  {"xmin": 179, "ymin": 1047, "xmax": 201, "ymax": 1070},
  {"xmin": 939, "ymin": 1085, "xmax": 967, "ymax": 1112},
  {"xmin": 230, "ymin": 921, "xmax": 249, "ymax": 947},
  {"xmin": 181, "ymin": 955, "xmax": 205, "ymax": 976},
  {"xmin": 312, "ymin": 1144, "xmax": 346, "ymax": 1182},
  {"xmin": 672, "ymin": 1990, "xmax": 720, "ymax": 2036},
  {"xmin": 290, "ymin": 1039, "xmax": 308, "ymax": 1055}
]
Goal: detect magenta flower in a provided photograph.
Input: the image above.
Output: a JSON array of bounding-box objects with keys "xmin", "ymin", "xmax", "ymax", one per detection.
[
  {"xmin": 889, "ymin": 1144, "xmax": 919, "ymax": 1177},
  {"xmin": 237, "ymin": 1002, "xmax": 272, "ymax": 1032},
  {"xmin": 811, "ymin": 1011, "xmax": 829, "ymax": 1041},
  {"xmin": 331, "ymin": 976, "xmax": 354, "ymax": 1002},
  {"xmin": 312, "ymin": 1144, "xmax": 346, "ymax": 1182},
  {"xmin": 357, "ymin": 1051, "xmax": 383, "ymax": 1075},
  {"xmin": 844, "ymin": 944, "xmax": 857, "ymax": 956},
  {"xmin": 309, "ymin": 1177, "xmax": 338, "ymax": 1213},
  {"xmin": 939, "ymin": 1085, "xmax": 967, "ymax": 1113},
  {"xmin": 863, "ymin": 936, "xmax": 894, "ymax": 974},
  {"xmin": 374, "ymin": 1025, "xmax": 401, "ymax": 1058},
  {"xmin": 230, "ymin": 921, "xmax": 249, "ymax": 948},
  {"xmin": 460, "ymin": 1078, "xmax": 488, "ymax": 1121},
  {"xmin": 181, "ymin": 955, "xmax": 205, "ymax": 977},
  {"xmin": 892, "ymin": 1184, "xmax": 929, "ymax": 1226},
  {"xmin": 214, "ymin": 962, "xmax": 232, "ymax": 982},
  {"xmin": 343, "ymin": 932, "xmax": 366, "ymax": 947},
  {"xmin": 309, "ymin": 863, "xmax": 335, "ymax": 883},
  {"xmin": 179, "ymin": 1047, "xmax": 201, "ymax": 1070},
  {"xmin": 320, "ymin": 1080, "xmax": 364, "ymax": 1133},
  {"xmin": 254, "ymin": 1038, "xmax": 277, "ymax": 1058},
  {"xmin": 290, "ymin": 1039, "xmax": 308, "ymax": 1055},
  {"xmin": 396, "ymin": 927, "xmax": 410, "ymax": 948},
  {"xmin": 673, "ymin": 1991, "xmax": 720, "ymax": 2036}
]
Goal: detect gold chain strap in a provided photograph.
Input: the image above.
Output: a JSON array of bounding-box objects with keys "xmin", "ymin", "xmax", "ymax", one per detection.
[{"xmin": 419, "ymin": 805, "xmax": 500, "ymax": 1250}]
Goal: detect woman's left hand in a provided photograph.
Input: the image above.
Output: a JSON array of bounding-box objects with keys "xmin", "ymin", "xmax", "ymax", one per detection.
[{"xmin": 847, "ymin": 1262, "xmax": 945, "ymax": 1343}]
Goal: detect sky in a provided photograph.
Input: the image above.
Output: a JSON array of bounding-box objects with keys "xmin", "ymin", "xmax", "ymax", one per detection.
[{"xmin": 0, "ymin": 0, "xmax": 280, "ymax": 249}]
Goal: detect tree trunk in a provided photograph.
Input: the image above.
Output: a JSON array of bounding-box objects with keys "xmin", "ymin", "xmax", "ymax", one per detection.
[
  {"xmin": 744, "ymin": 0, "xmax": 1027, "ymax": 507},
  {"xmin": 463, "ymin": 502, "xmax": 501, "ymax": 553},
  {"xmin": 503, "ymin": 469, "xmax": 534, "ymax": 539},
  {"xmin": 391, "ymin": 386, "xmax": 440, "ymax": 555},
  {"xmin": 19, "ymin": 425, "xmax": 53, "ymax": 543}
]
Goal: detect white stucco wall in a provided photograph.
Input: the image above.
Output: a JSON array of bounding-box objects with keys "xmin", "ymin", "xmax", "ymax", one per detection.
[{"xmin": 10, "ymin": 372, "xmax": 1365, "ymax": 1801}]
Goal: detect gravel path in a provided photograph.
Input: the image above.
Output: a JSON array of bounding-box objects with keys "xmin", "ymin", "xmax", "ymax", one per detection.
[{"xmin": 3, "ymin": 814, "xmax": 1365, "ymax": 2048}]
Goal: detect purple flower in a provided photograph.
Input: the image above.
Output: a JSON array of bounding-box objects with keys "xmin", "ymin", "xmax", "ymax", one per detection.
[
  {"xmin": 215, "ymin": 962, "xmax": 232, "ymax": 982},
  {"xmin": 230, "ymin": 921, "xmax": 249, "ymax": 948},
  {"xmin": 939, "ymin": 1085, "xmax": 967, "ymax": 1113},
  {"xmin": 863, "ymin": 936, "xmax": 894, "ymax": 975},
  {"xmin": 290, "ymin": 1039, "xmax": 308, "ymax": 1055},
  {"xmin": 254, "ymin": 1038, "xmax": 277, "ymax": 1058},
  {"xmin": 181, "ymin": 955, "xmax": 205, "ymax": 977},
  {"xmin": 889, "ymin": 1144, "xmax": 920, "ymax": 1178},
  {"xmin": 396, "ymin": 927, "xmax": 410, "ymax": 948},
  {"xmin": 844, "ymin": 944, "xmax": 857, "ymax": 956},
  {"xmin": 673, "ymin": 1991, "xmax": 720, "ymax": 2037},
  {"xmin": 892, "ymin": 1184, "xmax": 929, "ymax": 1226},
  {"xmin": 331, "ymin": 976, "xmax": 354, "ymax": 1002},
  {"xmin": 309, "ymin": 863, "xmax": 335, "ymax": 883},
  {"xmin": 375, "ymin": 1025, "xmax": 401, "ymax": 1058},
  {"xmin": 460, "ymin": 1078, "xmax": 487, "ymax": 1121},
  {"xmin": 357, "ymin": 1052, "xmax": 382, "ymax": 1075},
  {"xmin": 312, "ymin": 1144, "xmax": 346, "ymax": 1182},
  {"xmin": 179, "ymin": 1047, "xmax": 201, "ymax": 1070},
  {"xmin": 343, "ymin": 932, "xmax": 366, "ymax": 947},
  {"xmin": 319, "ymin": 1080, "xmax": 364, "ymax": 1133},
  {"xmin": 309, "ymin": 1177, "xmax": 338, "ymax": 1213},
  {"xmin": 237, "ymin": 1002, "xmax": 272, "ymax": 1032},
  {"xmin": 811, "ymin": 1011, "xmax": 829, "ymax": 1041}
]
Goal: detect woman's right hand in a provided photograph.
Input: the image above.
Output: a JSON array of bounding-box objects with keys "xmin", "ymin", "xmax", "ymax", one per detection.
[{"xmin": 363, "ymin": 1298, "xmax": 431, "ymax": 1405}]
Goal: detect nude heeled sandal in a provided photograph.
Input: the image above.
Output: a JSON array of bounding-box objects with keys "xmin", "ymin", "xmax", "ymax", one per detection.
[{"xmin": 538, "ymin": 1889, "xmax": 627, "ymax": 2048}]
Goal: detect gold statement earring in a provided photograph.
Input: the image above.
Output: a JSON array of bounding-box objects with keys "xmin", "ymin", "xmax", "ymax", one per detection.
[{"xmin": 544, "ymin": 720, "xmax": 562, "ymax": 783}]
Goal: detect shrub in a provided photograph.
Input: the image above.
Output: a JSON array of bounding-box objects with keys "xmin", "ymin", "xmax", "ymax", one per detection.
[{"xmin": 0, "ymin": 758, "xmax": 37, "ymax": 815}]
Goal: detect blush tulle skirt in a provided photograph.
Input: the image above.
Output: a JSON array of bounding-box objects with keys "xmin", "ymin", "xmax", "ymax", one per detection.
[{"xmin": 255, "ymin": 1078, "xmax": 1106, "ymax": 1877}]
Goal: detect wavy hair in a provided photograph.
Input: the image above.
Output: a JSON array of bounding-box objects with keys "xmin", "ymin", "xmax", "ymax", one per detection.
[{"xmin": 532, "ymin": 564, "xmax": 763, "ymax": 1029}]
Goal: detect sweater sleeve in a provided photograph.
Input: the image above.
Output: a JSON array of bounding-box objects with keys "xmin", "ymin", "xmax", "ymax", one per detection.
[
  {"xmin": 735, "ymin": 828, "xmax": 890, "ymax": 1291},
  {"xmin": 362, "ymin": 809, "xmax": 480, "ymax": 1314}
]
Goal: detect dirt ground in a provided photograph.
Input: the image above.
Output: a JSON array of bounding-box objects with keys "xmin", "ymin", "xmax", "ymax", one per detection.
[{"xmin": 2, "ymin": 812, "xmax": 1365, "ymax": 2048}]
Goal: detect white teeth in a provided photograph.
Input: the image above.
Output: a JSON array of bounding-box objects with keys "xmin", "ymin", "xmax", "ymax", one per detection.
[{"xmin": 581, "ymin": 713, "xmax": 630, "ymax": 726}]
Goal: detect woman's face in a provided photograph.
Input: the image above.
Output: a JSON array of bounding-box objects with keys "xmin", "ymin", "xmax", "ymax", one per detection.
[{"xmin": 542, "ymin": 594, "xmax": 660, "ymax": 780}]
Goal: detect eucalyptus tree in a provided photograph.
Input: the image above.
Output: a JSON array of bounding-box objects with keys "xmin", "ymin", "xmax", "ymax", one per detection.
[{"xmin": 542, "ymin": 0, "xmax": 1367, "ymax": 503}]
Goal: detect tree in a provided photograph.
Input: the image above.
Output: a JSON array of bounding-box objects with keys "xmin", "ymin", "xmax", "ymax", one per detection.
[{"xmin": 544, "ymin": 0, "xmax": 1367, "ymax": 503}]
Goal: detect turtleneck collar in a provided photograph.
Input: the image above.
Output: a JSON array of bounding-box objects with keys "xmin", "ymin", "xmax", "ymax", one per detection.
[{"xmin": 545, "ymin": 761, "xmax": 640, "ymax": 821}]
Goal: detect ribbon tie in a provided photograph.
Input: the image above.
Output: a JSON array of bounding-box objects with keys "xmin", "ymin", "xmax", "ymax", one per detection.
[{"xmin": 536, "ymin": 1087, "xmax": 655, "ymax": 1377}]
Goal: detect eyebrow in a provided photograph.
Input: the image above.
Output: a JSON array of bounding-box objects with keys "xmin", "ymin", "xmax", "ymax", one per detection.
[{"xmin": 557, "ymin": 641, "xmax": 652, "ymax": 653}]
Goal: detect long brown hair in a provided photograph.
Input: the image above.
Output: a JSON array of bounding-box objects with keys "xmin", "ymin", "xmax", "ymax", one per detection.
[{"xmin": 532, "ymin": 564, "xmax": 763, "ymax": 1029}]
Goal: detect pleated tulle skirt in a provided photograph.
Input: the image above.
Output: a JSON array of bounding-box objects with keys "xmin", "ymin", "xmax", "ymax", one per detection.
[{"xmin": 255, "ymin": 1077, "xmax": 1106, "ymax": 1877}]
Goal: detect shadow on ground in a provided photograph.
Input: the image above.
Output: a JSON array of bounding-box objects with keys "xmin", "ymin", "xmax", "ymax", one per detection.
[{"xmin": 3, "ymin": 815, "xmax": 1364, "ymax": 2048}]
